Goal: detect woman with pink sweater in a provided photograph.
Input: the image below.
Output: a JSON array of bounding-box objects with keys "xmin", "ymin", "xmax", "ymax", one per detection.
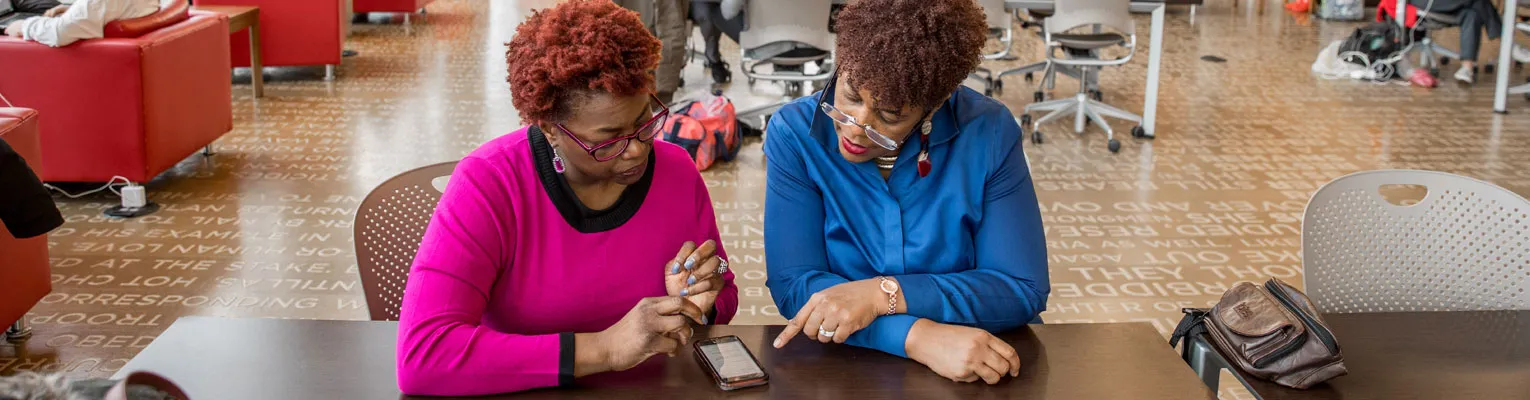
[{"xmin": 394, "ymin": 1, "xmax": 738, "ymax": 395}]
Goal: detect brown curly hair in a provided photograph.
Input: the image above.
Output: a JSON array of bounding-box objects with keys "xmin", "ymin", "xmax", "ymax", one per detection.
[
  {"xmin": 834, "ymin": 0, "xmax": 988, "ymax": 111},
  {"xmin": 505, "ymin": 0, "xmax": 661, "ymax": 123}
]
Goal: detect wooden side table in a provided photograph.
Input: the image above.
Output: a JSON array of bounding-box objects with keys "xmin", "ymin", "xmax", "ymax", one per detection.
[{"xmin": 192, "ymin": 5, "xmax": 263, "ymax": 97}]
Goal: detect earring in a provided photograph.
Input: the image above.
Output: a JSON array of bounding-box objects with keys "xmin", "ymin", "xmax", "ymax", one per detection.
[
  {"xmin": 917, "ymin": 118, "xmax": 933, "ymax": 177},
  {"xmin": 552, "ymin": 148, "xmax": 566, "ymax": 174}
]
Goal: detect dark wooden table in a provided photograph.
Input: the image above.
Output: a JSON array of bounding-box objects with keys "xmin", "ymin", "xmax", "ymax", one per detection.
[
  {"xmin": 191, "ymin": 5, "xmax": 262, "ymax": 98},
  {"xmin": 1190, "ymin": 311, "xmax": 1530, "ymax": 400},
  {"xmin": 116, "ymin": 317, "xmax": 1212, "ymax": 399}
]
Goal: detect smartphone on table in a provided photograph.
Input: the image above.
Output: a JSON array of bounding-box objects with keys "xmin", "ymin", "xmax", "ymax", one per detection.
[{"xmin": 693, "ymin": 335, "xmax": 769, "ymax": 391}]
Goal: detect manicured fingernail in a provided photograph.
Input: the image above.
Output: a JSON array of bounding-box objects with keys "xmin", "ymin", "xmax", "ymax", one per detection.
[
  {"xmin": 680, "ymin": 289, "xmax": 689, "ymax": 296},
  {"xmin": 671, "ymin": 262, "xmax": 680, "ymax": 274},
  {"xmin": 687, "ymin": 276, "xmax": 696, "ymax": 285},
  {"xmin": 684, "ymin": 257, "xmax": 695, "ymax": 270},
  {"xmin": 773, "ymin": 338, "xmax": 783, "ymax": 348}
]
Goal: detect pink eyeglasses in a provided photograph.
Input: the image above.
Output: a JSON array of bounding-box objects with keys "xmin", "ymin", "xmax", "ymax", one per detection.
[{"xmin": 553, "ymin": 94, "xmax": 671, "ymax": 162}]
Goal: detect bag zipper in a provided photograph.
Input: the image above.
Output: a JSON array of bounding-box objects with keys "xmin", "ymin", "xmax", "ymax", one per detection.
[
  {"xmin": 1265, "ymin": 281, "xmax": 1340, "ymax": 355},
  {"xmin": 1252, "ymin": 325, "xmax": 1306, "ymax": 368}
]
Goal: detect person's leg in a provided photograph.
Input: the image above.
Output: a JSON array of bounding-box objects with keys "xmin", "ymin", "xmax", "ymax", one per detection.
[
  {"xmin": 1454, "ymin": 7, "xmax": 1483, "ymax": 82},
  {"xmin": 693, "ymin": 2, "xmax": 725, "ymax": 64},
  {"xmin": 1458, "ymin": 8, "xmax": 1483, "ymax": 63},
  {"xmin": 653, "ymin": 0, "xmax": 689, "ymax": 102},
  {"xmin": 12, "ymin": 0, "xmax": 63, "ymax": 13}
]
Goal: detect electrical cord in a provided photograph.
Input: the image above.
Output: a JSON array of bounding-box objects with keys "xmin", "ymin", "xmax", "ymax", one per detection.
[{"xmin": 44, "ymin": 176, "xmax": 133, "ymax": 199}]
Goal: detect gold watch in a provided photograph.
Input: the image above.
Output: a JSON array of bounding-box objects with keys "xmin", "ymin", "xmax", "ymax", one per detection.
[{"xmin": 878, "ymin": 277, "xmax": 899, "ymax": 316}]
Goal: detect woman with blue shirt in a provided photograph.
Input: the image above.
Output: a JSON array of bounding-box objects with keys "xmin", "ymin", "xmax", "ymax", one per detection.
[{"xmin": 764, "ymin": 0, "xmax": 1049, "ymax": 385}]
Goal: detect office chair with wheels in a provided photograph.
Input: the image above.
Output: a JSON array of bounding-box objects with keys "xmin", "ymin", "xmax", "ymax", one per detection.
[
  {"xmin": 1020, "ymin": 0, "xmax": 1145, "ymax": 153},
  {"xmin": 1302, "ymin": 170, "xmax": 1530, "ymax": 314},
  {"xmin": 995, "ymin": 8, "xmax": 1086, "ymax": 100},
  {"xmin": 969, "ymin": 0, "xmax": 1015, "ymax": 97},
  {"xmin": 734, "ymin": 0, "xmax": 835, "ymax": 121},
  {"xmin": 354, "ymin": 161, "xmax": 457, "ymax": 321}
]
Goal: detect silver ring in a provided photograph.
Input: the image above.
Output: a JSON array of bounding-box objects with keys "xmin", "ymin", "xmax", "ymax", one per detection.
[
  {"xmin": 717, "ymin": 257, "xmax": 729, "ymax": 274},
  {"xmin": 818, "ymin": 326, "xmax": 836, "ymax": 338}
]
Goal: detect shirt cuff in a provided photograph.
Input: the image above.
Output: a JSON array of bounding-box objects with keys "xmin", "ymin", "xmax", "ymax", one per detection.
[
  {"xmin": 558, "ymin": 332, "xmax": 575, "ymax": 387},
  {"xmin": 895, "ymin": 274, "xmax": 941, "ymax": 320},
  {"xmin": 16, "ymin": 19, "xmax": 32, "ymax": 40},
  {"xmin": 860, "ymin": 314, "xmax": 918, "ymax": 358}
]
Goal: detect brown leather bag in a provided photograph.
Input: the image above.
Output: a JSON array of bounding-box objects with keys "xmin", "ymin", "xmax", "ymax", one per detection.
[{"xmin": 1170, "ymin": 278, "xmax": 1348, "ymax": 389}]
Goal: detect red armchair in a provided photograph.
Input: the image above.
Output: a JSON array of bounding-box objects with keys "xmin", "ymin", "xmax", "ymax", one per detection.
[
  {"xmin": 354, "ymin": 0, "xmax": 433, "ymax": 17},
  {"xmin": 0, "ymin": 12, "xmax": 233, "ymax": 183},
  {"xmin": 196, "ymin": 0, "xmax": 347, "ymax": 74},
  {"xmin": 0, "ymin": 107, "xmax": 51, "ymax": 342}
]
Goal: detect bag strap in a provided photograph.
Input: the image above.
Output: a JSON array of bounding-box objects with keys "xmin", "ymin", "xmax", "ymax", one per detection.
[
  {"xmin": 1168, "ymin": 308, "xmax": 1211, "ymax": 348},
  {"xmin": 106, "ymin": 371, "xmax": 190, "ymax": 400}
]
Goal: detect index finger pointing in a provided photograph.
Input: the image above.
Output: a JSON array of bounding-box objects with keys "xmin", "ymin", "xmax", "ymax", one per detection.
[{"xmin": 774, "ymin": 298, "xmax": 820, "ymax": 348}]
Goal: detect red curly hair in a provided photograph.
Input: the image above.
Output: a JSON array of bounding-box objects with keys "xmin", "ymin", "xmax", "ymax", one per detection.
[
  {"xmin": 835, "ymin": 0, "xmax": 987, "ymax": 111},
  {"xmin": 506, "ymin": 0, "xmax": 661, "ymax": 123}
]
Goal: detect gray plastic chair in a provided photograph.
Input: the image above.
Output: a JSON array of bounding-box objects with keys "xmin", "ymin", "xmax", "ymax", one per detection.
[
  {"xmin": 969, "ymin": 0, "xmax": 1015, "ymax": 97},
  {"xmin": 1021, "ymin": 0, "xmax": 1144, "ymax": 154},
  {"xmin": 354, "ymin": 161, "xmax": 457, "ymax": 321},
  {"xmin": 735, "ymin": 0, "xmax": 835, "ymax": 121},
  {"xmin": 1303, "ymin": 170, "xmax": 1530, "ymax": 314}
]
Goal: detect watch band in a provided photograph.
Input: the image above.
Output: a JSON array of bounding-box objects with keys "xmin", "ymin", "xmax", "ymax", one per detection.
[{"xmin": 879, "ymin": 277, "xmax": 897, "ymax": 316}]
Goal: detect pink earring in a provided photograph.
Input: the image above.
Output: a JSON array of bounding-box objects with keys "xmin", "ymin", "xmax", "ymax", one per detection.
[{"xmin": 552, "ymin": 148, "xmax": 566, "ymax": 174}]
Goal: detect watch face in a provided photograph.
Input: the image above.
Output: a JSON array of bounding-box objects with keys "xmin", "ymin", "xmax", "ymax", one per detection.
[{"xmin": 880, "ymin": 278, "xmax": 899, "ymax": 293}]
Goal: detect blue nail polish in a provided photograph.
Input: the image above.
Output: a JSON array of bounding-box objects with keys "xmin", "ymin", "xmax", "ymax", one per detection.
[
  {"xmin": 680, "ymin": 289, "xmax": 689, "ymax": 296},
  {"xmin": 684, "ymin": 258, "xmax": 695, "ymax": 270},
  {"xmin": 671, "ymin": 263, "xmax": 680, "ymax": 274},
  {"xmin": 688, "ymin": 276, "xmax": 696, "ymax": 285}
]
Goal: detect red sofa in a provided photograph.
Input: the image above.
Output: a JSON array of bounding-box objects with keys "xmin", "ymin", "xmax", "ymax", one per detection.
[
  {"xmin": 196, "ymin": 0, "xmax": 347, "ymax": 70},
  {"xmin": 0, "ymin": 12, "xmax": 233, "ymax": 183},
  {"xmin": 0, "ymin": 107, "xmax": 52, "ymax": 341},
  {"xmin": 354, "ymin": 0, "xmax": 433, "ymax": 16}
]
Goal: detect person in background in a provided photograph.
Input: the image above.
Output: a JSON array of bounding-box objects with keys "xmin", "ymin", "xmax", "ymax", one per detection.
[
  {"xmin": 0, "ymin": 135, "xmax": 63, "ymax": 240},
  {"xmin": 10, "ymin": 0, "xmax": 63, "ymax": 14},
  {"xmin": 615, "ymin": 0, "xmax": 687, "ymax": 103},
  {"xmin": 3, "ymin": 0, "xmax": 163, "ymax": 47},
  {"xmin": 395, "ymin": 0, "xmax": 737, "ymax": 396},
  {"xmin": 690, "ymin": 0, "xmax": 743, "ymax": 84},
  {"xmin": 1399, "ymin": 0, "xmax": 1530, "ymax": 83},
  {"xmin": 763, "ymin": 0, "xmax": 1048, "ymax": 385}
]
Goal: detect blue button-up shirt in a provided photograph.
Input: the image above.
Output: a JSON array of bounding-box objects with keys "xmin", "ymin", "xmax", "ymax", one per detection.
[{"xmin": 763, "ymin": 85, "xmax": 1049, "ymax": 358}]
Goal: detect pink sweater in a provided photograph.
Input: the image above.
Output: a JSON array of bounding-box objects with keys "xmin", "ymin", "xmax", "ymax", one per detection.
[{"xmin": 396, "ymin": 126, "xmax": 738, "ymax": 396}]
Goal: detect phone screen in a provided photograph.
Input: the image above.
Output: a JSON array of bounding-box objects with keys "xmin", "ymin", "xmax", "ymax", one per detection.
[{"xmin": 699, "ymin": 338, "xmax": 764, "ymax": 381}]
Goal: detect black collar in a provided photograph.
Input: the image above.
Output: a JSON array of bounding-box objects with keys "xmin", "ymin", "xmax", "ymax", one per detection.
[{"xmin": 528, "ymin": 125, "xmax": 655, "ymax": 233}]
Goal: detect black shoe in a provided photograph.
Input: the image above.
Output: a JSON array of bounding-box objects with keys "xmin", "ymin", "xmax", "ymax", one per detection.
[{"xmin": 709, "ymin": 61, "xmax": 732, "ymax": 84}]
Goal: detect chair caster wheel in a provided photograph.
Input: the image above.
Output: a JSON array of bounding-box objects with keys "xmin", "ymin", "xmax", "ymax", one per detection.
[
  {"xmin": 1091, "ymin": 90, "xmax": 1103, "ymax": 102},
  {"xmin": 1439, "ymin": 56, "xmax": 1451, "ymax": 67},
  {"xmin": 985, "ymin": 88, "xmax": 993, "ymax": 96},
  {"xmin": 1032, "ymin": 131, "xmax": 1045, "ymax": 144},
  {"xmin": 1429, "ymin": 67, "xmax": 1441, "ymax": 77},
  {"xmin": 1485, "ymin": 64, "xmax": 1496, "ymax": 74},
  {"xmin": 1033, "ymin": 92, "xmax": 1045, "ymax": 102},
  {"xmin": 1020, "ymin": 114, "xmax": 1032, "ymax": 129},
  {"xmin": 1108, "ymin": 139, "xmax": 1121, "ymax": 153},
  {"xmin": 1131, "ymin": 125, "xmax": 1149, "ymax": 139},
  {"xmin": 994, "ymin": 80, "xmax": 1005, "ymax": 89},
  {"xmin": 1024, "ymin": 73, "xmax": 1035, "ymax": 83},
  {"xmin": 747, "ymin": 78, "xmax": 756, "ymax": 85}
]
